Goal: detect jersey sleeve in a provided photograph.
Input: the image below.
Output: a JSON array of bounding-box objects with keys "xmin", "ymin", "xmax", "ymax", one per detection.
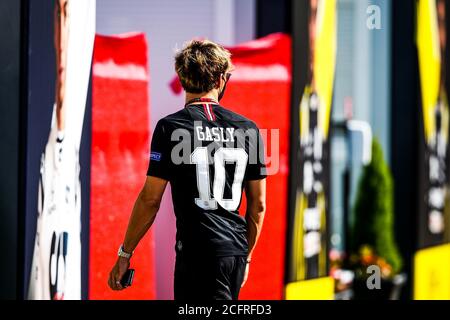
[
  {"xmin": 245, "ymin": 127, "xmax": 267, "ymax": 181},
  {"xmin": 147, "ymin": 119, "xmax": 172, "ymax": 181}
]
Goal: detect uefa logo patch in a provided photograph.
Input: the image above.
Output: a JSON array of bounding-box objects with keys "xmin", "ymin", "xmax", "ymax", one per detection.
[{"xmin": 150, "ymin": 152, "xmax": 162, "ymax": 161}]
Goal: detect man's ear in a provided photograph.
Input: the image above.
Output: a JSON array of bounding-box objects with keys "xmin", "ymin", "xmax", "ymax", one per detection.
[{"xmin": 215, "ymin": 76, "xmax": 222, "ymax": 89}]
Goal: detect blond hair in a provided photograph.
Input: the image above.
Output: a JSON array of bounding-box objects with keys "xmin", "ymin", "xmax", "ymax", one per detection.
[{"xmin": 175, "ymin": 39, "xmax": 233, "ymax": 93}]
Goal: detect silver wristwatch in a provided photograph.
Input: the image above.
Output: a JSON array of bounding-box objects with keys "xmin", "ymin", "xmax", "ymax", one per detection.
[{"xmin": 118, "ymin": 244, "xmax": 133, "ymax": 259}]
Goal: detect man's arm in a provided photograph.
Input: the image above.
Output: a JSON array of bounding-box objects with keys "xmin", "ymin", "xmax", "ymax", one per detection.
[
  {"xmin": 245, "ymin": 178, "xmax": 266, "ymax": 260},
  {"xmin": 122, "ymin": 176, "xmax": 167, "ymax": 252},
  {"xmin": 241, "ymin": 178, "xmax": 266, "ymax": 287},
  {"xmin": 108, "ymin": 176, "xmax": 167, "ymax": 291}
]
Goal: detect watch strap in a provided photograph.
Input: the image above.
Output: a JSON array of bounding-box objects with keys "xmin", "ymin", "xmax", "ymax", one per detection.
[{"xmin": 118, "ymin": 245, "xmax": 133, "ymax": 259}]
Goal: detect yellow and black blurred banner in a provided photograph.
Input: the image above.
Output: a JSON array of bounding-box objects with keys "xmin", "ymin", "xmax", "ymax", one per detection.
[
  {"xmin": 415, "ymin": 0, "xmax": 450, "ymax": 299},
  {"xmin": 286, "ymin": 0, "xmax": 337, "ymax": 300}
]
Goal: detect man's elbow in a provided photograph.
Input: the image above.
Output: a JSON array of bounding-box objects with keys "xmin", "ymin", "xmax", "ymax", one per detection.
[
  {"xmin": 138, "ymin": 192, "xmax": 161, "ymax": 210},
  {"xmin": 246, "ymin": 201, "xmax": 266, "ymax": 228},
  {"xmin": 250, "ymin": 199, "xmax": 266, "ymax": 215},
  {"xmin": 257, "ymin": 201, "xmax": 266, "ymax": 214}
]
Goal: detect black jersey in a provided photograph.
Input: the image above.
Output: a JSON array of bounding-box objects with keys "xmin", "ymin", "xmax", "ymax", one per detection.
[{"xmin": 147, "ymin": 102, "xmax": 266, "ymax": 257}]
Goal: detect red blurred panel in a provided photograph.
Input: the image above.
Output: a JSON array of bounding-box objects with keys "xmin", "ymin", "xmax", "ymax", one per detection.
[
  {"xmin": 90, "ymin": 33, "xmax": 155, "ymax": 299},
  {"xmin": 223, "ymin": 34, "xmax": 291, "ymax": 300}
]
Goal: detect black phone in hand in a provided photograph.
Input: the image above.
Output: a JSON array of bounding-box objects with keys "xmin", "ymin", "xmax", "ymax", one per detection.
[{"xmin": 120, "ymin": 269, "xmax": 135, "ymax": 287}]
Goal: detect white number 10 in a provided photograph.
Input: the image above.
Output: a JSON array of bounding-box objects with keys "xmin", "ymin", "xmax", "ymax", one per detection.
[{"xmin": 191, "ymin": 147, "xmax": 248, "ymax": 211}]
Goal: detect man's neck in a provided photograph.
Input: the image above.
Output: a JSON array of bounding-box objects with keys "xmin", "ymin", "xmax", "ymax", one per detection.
[{"xmin": 185, "ymin": 91, "xmax": 219, "ymax": 104}]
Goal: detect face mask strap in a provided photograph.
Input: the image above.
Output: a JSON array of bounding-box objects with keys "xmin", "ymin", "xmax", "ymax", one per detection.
[{"xmin": 218, "ymin": 73, "xmax": 231, "ymax": 101}]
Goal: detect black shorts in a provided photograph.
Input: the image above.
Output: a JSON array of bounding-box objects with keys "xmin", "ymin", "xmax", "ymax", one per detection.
[{"xmin": 174, "ymin": 253, "xmax": 247, "ymax": 300}]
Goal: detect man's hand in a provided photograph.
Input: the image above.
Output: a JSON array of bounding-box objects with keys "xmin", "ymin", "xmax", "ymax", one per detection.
[
  {"xmin": 108, "ymin": 257, "xmax": 130, "ymax": 291},
  {"xmin": 241, "ymin": 263, "xmax": 250, "ymax": 288}
]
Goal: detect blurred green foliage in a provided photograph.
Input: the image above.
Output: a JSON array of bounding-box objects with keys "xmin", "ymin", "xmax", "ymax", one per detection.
[{"xmin": 351, "ymin": 138, "xmax": 403, "ymax": 275}]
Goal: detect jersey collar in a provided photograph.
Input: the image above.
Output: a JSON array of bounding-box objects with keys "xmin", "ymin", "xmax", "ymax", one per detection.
[{"xmin": 185, "ymin": 97, "xmax": 219, "ymax": 107}]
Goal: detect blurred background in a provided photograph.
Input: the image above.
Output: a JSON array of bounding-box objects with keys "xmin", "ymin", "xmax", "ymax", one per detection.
[{"xmin": 1, "ymin": 0, "xmax": 450, "ymax": 300}]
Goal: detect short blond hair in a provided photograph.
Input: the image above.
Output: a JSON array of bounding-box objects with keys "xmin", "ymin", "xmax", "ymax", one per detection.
[{"xmin": 175, "ymin": 39, "xmax": 233, "ymax": 93}]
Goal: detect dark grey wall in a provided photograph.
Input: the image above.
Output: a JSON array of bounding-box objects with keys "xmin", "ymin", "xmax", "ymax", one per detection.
[
  {"xmin": 391, "ymin": 0, "xmax": 418, "ymax": 299},
  {"xmin": 256, "ymin": 0, "xmax": 291, "ymax": 38},
  {"xmin": 23, "ymin": 0, "xmax": 56, "ymax": 298},
  {"xmin": 0, "ymin": 0, "xmax": 22, "ymax": 300}
]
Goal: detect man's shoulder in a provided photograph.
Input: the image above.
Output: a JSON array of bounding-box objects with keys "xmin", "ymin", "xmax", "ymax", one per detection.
[
  {"xmin": 156, "ymin": 109, "xmax": 191, "ymax": 128},
  {"xmin": 215, "ymin": 105, "xmax": 259, "ymax": 128}
]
